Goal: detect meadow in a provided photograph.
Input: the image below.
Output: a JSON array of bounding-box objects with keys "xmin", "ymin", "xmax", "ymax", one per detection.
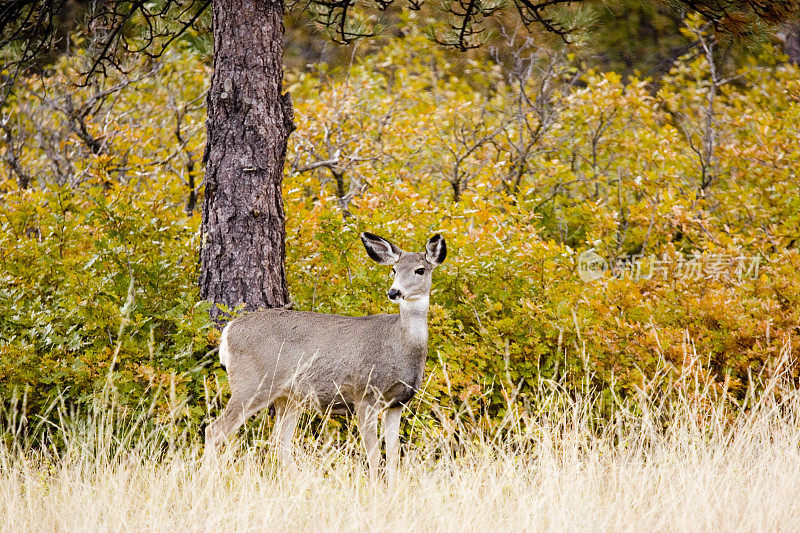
[{"xmin": 2, "ymin": 342, "xmax": 799, "ymax": 531}]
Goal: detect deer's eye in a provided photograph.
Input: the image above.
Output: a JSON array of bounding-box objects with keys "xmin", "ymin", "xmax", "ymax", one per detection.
[{"xmin": 415, "ymin": 268, "xmax": 425, "ymax": 275}]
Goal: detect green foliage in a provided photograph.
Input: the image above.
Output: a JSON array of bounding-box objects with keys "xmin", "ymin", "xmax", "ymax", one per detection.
[
  {"xmin": 0, "ymin": 47, "xmax": 214, "ymax": 425},
  {"xmin": 1, "ymin": 22, "xmax": 799, "ymax": 433},
  {"xmin": 0, "ymin": 180, "xmax": 215, "ymax": 425}
]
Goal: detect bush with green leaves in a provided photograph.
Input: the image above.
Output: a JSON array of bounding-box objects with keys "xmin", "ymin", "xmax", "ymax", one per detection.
[{"xmin": 1, "ymin": 20, "xmax": 798, "ymax": 436}]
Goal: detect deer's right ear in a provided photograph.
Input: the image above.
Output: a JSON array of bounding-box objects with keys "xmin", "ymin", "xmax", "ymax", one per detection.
[
  {"xmin": 361, "ymin": 232, "xmax": 402, "ymax": 265},
  {"xmin": 425, "ymin": 234, "xmax": 447, "ymax": 265}
]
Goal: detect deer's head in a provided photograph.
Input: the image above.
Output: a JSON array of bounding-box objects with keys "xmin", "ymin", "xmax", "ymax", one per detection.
[{"xmin": 360, "ymin": 232, "xmax": 447, "ymax": 304}]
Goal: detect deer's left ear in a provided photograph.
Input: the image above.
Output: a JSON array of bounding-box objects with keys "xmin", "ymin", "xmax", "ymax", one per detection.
[
  {"xmin": 425, "ymin": 234, "xmax": 447, "ymax": 266},
  {"xmin": 361, "ymin": 232, "xmax": 402, "ymax": 265}
]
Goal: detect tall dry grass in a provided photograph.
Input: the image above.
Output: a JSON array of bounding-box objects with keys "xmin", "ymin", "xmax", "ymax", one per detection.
[{"xmin": 2, "ymin": 342, "xmax": 800, "ymax": 532}]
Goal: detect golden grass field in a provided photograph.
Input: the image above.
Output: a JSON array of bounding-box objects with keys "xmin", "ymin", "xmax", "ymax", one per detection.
[{"xmin": 3, "ymin": 344, "xmax": 800, "ymax": 532}]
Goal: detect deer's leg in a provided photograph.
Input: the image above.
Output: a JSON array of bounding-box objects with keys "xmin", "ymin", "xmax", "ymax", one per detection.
[
  {"xmin": 272, "ymin": 398, "xmax": 300, "ymax": 464},
  {"xmin": 384, "ymin": 405, "xmax": 403, "ymax": 486},
  {"xmin": 203, "ymin": 392, "xmax": 271, "ymax": 463},
  {"xmin": 356, "ymin": 402, "xmax": 380, "ymax": 481}
]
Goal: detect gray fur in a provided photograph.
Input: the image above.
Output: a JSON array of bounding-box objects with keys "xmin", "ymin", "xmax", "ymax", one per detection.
[
  {"xmin": 222, "ymin": 310, "xmax": 425, "ymax": 413},
  {"xmin": 203, "ymin": 232, "xmax": 447, "ymax": 483}
]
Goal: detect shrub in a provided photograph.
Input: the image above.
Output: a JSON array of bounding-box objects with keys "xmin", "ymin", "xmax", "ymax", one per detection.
[{"xmin": 1, "ymin": 24, "xmax": 798, "ymax": 434}]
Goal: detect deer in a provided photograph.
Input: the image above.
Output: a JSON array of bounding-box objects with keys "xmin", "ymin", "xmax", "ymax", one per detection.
[{"xmin": 203, "ymin": 232, "xmax": 447, "ymax": 483}]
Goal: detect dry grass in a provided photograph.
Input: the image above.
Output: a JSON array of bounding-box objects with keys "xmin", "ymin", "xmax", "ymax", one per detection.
[{"xmin": 3, "ymin": 346, "xmax": 800, "ymax": 532}]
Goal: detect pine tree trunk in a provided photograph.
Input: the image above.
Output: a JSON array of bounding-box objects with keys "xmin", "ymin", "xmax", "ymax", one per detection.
[
  {"xmin": 200, "ymin": 0, "xmax": 293, "ymax": 321},
  {"xmin": 783, "ymin": 22, "xmax": 800, "ymax": 65}
]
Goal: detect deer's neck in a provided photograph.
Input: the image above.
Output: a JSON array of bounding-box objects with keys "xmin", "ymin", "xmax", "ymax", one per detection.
[{"xmin": 398, "ymin": 296, "xmax": 429, "ymax": 352}]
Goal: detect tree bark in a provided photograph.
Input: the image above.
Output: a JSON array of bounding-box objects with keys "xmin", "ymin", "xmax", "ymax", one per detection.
[
  {"xmin": 782, "ymin": 22, "xmax": 800, "ymax": 64},
  {"xmin": 201, "ymin": 0, "xmax": 293, "ymax": 321}
]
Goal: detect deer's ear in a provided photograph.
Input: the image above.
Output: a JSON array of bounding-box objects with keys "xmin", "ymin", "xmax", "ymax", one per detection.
[
  {"xmin": 361, "ymin": 232, "xmax": 402, "ymax": 265},
  {"xmin": 425, "ymin": 234, "xmax": 447, "ymax": 265}
]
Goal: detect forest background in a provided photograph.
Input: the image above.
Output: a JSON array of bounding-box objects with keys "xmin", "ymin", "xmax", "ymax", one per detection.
[{"xmin": 1, "ymin": 2, "xmax": 799, "ymax": 442}]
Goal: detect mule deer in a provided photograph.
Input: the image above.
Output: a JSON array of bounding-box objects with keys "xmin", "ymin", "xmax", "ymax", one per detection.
[{"xmin": 203, "ymin": 232, "xmax": 447, "ymax": 482}]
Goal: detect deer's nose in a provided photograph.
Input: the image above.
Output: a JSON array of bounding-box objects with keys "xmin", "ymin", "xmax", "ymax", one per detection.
[{"xmin": 387, "ymin": 289, "xmax": 402, "ymax": 300}]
